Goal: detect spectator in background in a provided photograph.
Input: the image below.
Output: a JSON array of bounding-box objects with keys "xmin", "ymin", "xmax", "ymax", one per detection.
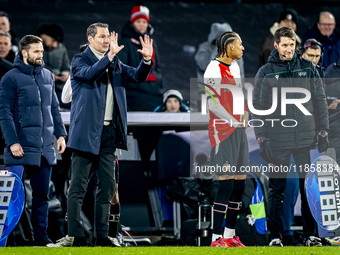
[
  {"xmin": 259, "ymin": 8, "xmax": 301, "ymax": 67},
  {"xmin": 301, "ymin": 39, "xmax": 325, "ymax": 80},
  {"xmin": 195, "ymin": 22, "xmax": 245, "ymax": 80},
  {"xmin": 154, "ymin": 89, "xmax": 190, "ymax": 112},
  {"xmin": 0, "ymin": 31, "xmax": 14, "ymax": 163},
  {"xmin": 0, "ymin": 30, "xmax": 14, "ymax": 80},
  {"xmin": 0, "ymin": 11, "xmax": 19, "ymax": 53},
  {"xmin": 302, "ymin": 11, "xmax": 340, "ymax": 69},
  {"xmin": 118, "ymin": 4, "xmax": 162, "ymax": 111},
  {"xmin": 38, "ymin": 23, "xmax": 71, "ymax": 109}
]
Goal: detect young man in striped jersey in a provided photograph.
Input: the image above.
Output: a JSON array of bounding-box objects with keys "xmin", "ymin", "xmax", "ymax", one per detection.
[{"xmin": 204, "ymin": 31, "xmax": 248, "ymax": 248}]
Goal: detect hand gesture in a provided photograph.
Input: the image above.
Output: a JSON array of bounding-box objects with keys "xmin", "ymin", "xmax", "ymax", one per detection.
[
  {"xmin": 107, "ymin": 32, "xmax": 124, "ymax": 60},
  {"xmin": 137, "ymin": 34, "xmax": 153, "ymax": 60},
  {"xmin": 57, "ymin": 136, "xmax": 66, "ymax": 155},
  {"xmin": 10, "ymin": 143, "xmax": 24, "ymax": 157}
]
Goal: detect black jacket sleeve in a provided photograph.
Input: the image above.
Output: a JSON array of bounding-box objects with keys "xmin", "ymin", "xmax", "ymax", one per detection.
[
  {"xmin": 252, "ymin": 67, "xmax": 270, "ymax": 139},
  {"xmin": 311, "ymin": 64, "xmax": 329, "ymax": 131}
]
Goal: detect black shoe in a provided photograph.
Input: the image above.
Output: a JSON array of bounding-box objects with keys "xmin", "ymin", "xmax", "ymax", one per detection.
[
  {"xmin": 73, "ymin": 236, "xmax": 89, "ymax": 247},
  {"xmin": 34, "ymin": 236, "xmax": 53, "ymax": 246},
  {"xmin": 282, "ymin": 235, "xmax": 300, "ymax": 246},
  {"xmin": 321, "ymin": 238, "xmax": 332, "ymax": 246},
  {"xmin": 96, "ymin": 237, "xmax": 120, "ymax": 247}
]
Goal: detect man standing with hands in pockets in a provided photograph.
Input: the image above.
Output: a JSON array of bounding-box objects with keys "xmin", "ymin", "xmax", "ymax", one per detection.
[{"xmin": 66, "ymin": 22, "xmax": 153, "ymax": 247}]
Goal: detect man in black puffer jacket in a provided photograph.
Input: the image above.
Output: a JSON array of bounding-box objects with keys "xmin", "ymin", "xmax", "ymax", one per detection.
[{"xmin": 252, "ymin": 27, "xmax": 329, "ymax": 247}]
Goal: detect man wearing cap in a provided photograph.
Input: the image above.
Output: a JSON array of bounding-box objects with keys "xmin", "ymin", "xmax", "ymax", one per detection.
[
  {"xmin": 302, "ymin": 11, "xmax": 340, "ymax": 69},
  {"xmin": 259, "ymin": 8, "xmax": 301, "ymax": 67},
  {"xmin": 154, "ymin": 90, "xmax": 190, "ymax": 112},
  {"xmin": 38, "ymin": 23, "xmax": 71, "ymax": 109},
  {"xmin": 118, "ymin": 4, "xmax": 162, "ymax": 111}
]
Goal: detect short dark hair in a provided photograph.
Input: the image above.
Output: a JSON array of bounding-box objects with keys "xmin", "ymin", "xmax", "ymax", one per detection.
[
  {"xmin": 0, "ymin": 30, "xmax": 11, "ymax": 41},
  {"xmin": 273, "ymin": 27, "xmax": 296, "ymax": 44},
  {"xmin": 86, "ymin": 22, "xmax": 109, "ymax": 39},
  {"xmin": 216, "ymin": 31, "xmax": 239, "ymax": 58},
  {"xmin": 0, "ymin": 11, "xmax": 9, "ymax": 19},
  {"xmin": 304, "ymin": 38, "xmax": 322, "ymax": 51},
  {"xmin": 19, "ymin": 35, "xmax": 43, "ymax": 52}
]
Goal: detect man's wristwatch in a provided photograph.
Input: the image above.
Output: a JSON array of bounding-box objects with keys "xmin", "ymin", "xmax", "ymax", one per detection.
[{"xmin": 318, "ymin": 130, "xmax": 328, "ymax": 137}]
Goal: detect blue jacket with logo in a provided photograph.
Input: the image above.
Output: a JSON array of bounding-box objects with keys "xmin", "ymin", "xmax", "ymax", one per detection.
[
  {"xmin": 67, "ymin": 47, "xmax": 153, "ymax": 155},
  {"xmin": 0, "ymin": 54, "xmax": 67, "ymax": 166}
]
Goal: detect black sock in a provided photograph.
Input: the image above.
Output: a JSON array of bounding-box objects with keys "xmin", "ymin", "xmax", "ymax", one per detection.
[
  {"xmin": 225, "ymin": 179, "xmax": 245, "ymax": 229},
  {"xmin": 213, "ymin": 179, "xmax": 234, "ymax": 235},
  {"xmin": 108, "ymin": 203, "xmax": 120, "ymax": 237}
]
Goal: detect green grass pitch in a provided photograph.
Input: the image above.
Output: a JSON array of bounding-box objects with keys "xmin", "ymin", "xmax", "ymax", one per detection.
[{"xmin": 1, "ymin": 246, "xmax": 339, "ymax": 255}]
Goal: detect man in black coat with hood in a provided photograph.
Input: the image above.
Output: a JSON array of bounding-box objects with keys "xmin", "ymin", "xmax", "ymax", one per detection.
[{"xmin": 252, "ymin": 27, "xmax": 329, "ymax": 247}]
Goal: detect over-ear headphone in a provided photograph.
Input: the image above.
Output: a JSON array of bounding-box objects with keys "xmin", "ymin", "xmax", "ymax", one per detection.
[{"xmin": 303, "ymin": 38, "xmax": 324, "ymax": 56}]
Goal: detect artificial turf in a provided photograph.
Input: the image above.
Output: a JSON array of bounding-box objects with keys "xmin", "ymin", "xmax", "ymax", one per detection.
[{"xmin": 0, "ymin": 246, "xmax": 339, "ymax": 255}]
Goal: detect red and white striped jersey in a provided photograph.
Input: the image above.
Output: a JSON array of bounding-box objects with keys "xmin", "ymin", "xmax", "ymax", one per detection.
[{"xmin": 203, "ymin": 59, "xmax": 247, "ymax": 148}]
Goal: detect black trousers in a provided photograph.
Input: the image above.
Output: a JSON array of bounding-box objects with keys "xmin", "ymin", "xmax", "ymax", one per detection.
[
  {"xmin": 268, "ymin": 147, "xmax": 316, "ymax": 240},
  {"xmin": 67, "ymin": 124, "xmax": 116, "ymax": 238}
]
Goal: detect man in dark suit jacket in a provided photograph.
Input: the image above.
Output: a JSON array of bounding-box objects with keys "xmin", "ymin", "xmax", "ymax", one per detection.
[{"xmin": 67, "ymin": 22, "xmax": 153, "ymax": 247}]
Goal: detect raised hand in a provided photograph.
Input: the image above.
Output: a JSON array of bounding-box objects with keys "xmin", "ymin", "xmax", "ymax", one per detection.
[
  {"xmin": 137, "ymin": 34, "xmax": 153, "ymax": 60},
  {"xmin": 107, "ymin": 32, "xmax": 124, "ymax": 59}
]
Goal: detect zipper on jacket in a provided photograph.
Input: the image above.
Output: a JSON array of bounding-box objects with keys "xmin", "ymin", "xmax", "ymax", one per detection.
[
  {"xmin": 288, "ymin": 61, "xmax": 298, "ymax": 148},
  {"xmin": 33, "ymin": 75, "xmax": 44, "ymax": 156}
]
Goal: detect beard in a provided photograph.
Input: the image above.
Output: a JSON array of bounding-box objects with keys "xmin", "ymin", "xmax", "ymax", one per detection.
[{"xmin": 27, "ymin": 54, "xmax": 42, "ymax": 67}]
